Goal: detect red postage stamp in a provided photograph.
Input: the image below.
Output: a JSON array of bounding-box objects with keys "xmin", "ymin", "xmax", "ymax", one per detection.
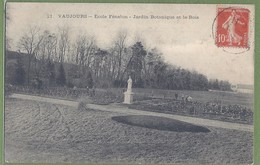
[{"xmin": 216, "ymin": 7, "xmax": 250, "ymax": 48}]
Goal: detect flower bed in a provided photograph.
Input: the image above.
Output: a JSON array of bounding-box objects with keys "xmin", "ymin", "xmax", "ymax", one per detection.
[{"xmin": 128, "ymin": 99, "xmax": 253, "ymax": 124}]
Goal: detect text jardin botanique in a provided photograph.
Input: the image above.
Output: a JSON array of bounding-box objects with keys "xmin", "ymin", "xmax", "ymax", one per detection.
[{"xmin": 58, "ymin": 14, "xmax": 199, "ymax": 19}]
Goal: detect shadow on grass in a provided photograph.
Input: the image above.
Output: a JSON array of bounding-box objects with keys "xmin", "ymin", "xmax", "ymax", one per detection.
[{"xmin": 112, "ymin": 115, "xmax": 211, "ymax": 133}]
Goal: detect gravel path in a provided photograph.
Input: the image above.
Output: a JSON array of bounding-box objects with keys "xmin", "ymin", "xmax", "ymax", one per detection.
[{"xmin": 10, "ymin": 93, "xmax": 253, "ymax": 132}]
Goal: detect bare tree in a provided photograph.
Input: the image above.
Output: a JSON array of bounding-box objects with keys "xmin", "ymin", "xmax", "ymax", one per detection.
[
  {"xmin": 34, "ymin": 30, "xmax": 58, "ymax": 78},
  {"xmin": 67, "ymin": 33, "xmax": 97, "ymax": 87},
  {"xmin": 144, "ymin": 48, "xmax": 163, "ymax": 87},
  {"xmin": 114, "ymin": 30, "xmax": 127, "ymax": 80},
  {"xmin": 45, "ymin": 31, "xmax": 58, "ymax": 61},
  {"xmin": 75, "ymin": 34, "xmax": 87, "ymax": 66},
  {"xmin": 107, "ymin": 48, "xmax": 118, "ymax": 80},
  {"xmin": 57, "ymin": 26, "xmax": 70, "ymax": 63},
  {"xmin": 17, "ymin": 25, "xmax": 44, "ymax": 85},
  {"xmin": 74, "ymin": 34, "xmax": 96, "ymax": 68}
]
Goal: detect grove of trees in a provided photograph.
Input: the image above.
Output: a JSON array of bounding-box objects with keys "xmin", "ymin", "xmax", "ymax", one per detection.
[{"xmin": 6, "ymin": 25, "xmax": 232, "ymax": 91}]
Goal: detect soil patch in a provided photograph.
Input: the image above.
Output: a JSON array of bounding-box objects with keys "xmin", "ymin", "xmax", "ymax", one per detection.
[{"xmin": 5, "ymin": 99, "xmax": 253, "ymax": 164}]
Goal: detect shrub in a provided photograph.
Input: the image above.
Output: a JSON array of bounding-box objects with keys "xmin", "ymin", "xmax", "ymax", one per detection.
[
  {"xmin": 77, "ymin": 96, "xmax": 93, "ymax": 110},
  {"xmin": 92, "ymin": 89, "xmax": 123, "ymax": 105}
]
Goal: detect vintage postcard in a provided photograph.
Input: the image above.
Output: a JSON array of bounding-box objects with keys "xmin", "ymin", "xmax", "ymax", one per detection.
[{"xmin": 4, "ymin": 3, "xmax": 255, "ymax": 164}]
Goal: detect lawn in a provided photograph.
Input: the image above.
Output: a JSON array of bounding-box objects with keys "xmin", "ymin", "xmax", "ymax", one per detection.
[{"xmin": 5, "ymin": 98, "xmax": 253, "ymax": 164}]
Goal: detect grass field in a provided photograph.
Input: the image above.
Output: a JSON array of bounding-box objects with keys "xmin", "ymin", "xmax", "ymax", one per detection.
[{"xmin": 5, "ymin": 98, "xmax": 253, "ymax": 164}]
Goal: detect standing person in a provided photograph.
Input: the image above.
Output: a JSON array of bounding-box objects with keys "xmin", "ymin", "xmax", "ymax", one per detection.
[
  {"xmin": 222, "ymin": 9, "xmax": 245, "ymax": 45},
  {"xmin": 175, "ymin": 93, "xmax": 178, "ymax": 100},
  {"xmin": 92, "ymin": 86, "xmax": 95, "ymax": 96},
  {"xmin": 181, "ymin": 94, "xmax": 185, "ymax": 101},
  {"xmin": 73, "ymin": 86, "xmax": 77, "ymax": 97},
  {"xmin": 86, "ymin": 86, "xmax": 89, "ymax": 95}
]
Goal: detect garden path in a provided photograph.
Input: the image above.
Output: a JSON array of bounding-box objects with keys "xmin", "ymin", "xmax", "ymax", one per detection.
[{"xmin": 10, "ymin": 93, "xmax": 253, "ymax": 132}]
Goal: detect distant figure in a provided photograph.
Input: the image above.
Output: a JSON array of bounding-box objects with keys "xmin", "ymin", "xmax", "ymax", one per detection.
[
  {"xmin": 86, "ymin": 86, "xmax": 89, "ymax": 94},
  {"xmin": 175, "ymin": 93, "xmax": 178, "ymax": 100},
  {"xmin": 93, "ymin": 87, "xmax": 95, "ymax": 96},
  {"xmin": 90, "ymin": 86, "xmax": 95, "ymax": 97},
  {"xmin": 73, "ymin": 86, "xmax": 77, "ymax": 97},
  {"xmin": 181, "ymin": 94, "xmax": 185, "ymax": 101}
]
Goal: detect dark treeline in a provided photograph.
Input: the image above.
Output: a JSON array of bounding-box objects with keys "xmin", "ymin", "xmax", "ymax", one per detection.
[{"xmin": 5, "ymin": 26, "xmax": 232, "ymax": 91}]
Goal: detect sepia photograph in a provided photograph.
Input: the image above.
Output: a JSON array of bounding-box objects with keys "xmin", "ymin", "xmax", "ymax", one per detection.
[{"xmin": 4, "ymin": 3, "xmax": 254, "ymax": 164}]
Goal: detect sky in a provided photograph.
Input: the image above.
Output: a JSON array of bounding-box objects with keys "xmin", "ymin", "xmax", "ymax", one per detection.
[{"xmin": 5, "ymin": 3, "xmax": 255, "ymax": 85}]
